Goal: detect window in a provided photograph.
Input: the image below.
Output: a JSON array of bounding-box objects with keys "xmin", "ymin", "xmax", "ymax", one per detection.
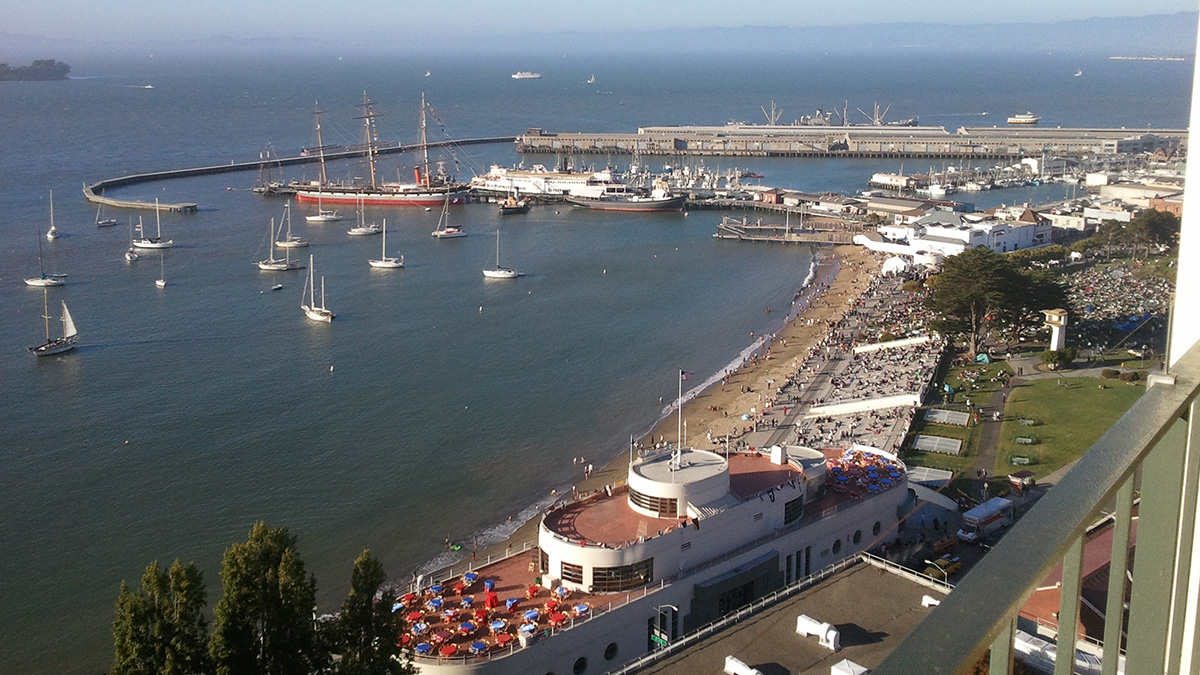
[
  {"xmin": 753, "ymin": 512, "xmax": 764, "ymax": 521},
  {"xmin": 832, "ymin": 539, "xmax": 842, "ymax": 554},
  {"xmin": 593, "ymin": 558, "xmax": 654, "ymax": 593},
  {"xmin": 629, "ymin": 488, "xmax": 677, "ymax": 517},
  {"xmin": 604, "ymin": 642, "xmax": 619, "ymax": 661},
  {"xmin": 573, "ymin": 657, "xmax": 588, "ymax": 674},
  {"xmin": 853, "ymin": 530, "xmax": 862, "ymax": 545},
  {"xmin": 784, "ymin": 496, "xmax": 805, "ymax": 524},
  {"xmin": 680, "ymin": 541, "xmax": 691, "ymax": 551},
  {"xmin": 872, "ymin": 521, "xmax": 882, "ymax": 536},
  {"xmin": 540, "ymin": 547, "xmax": 549, "ymax": 574},
  {"xmin": 562, "ymin": 562, "xmax": 584, "ymax": 584}
]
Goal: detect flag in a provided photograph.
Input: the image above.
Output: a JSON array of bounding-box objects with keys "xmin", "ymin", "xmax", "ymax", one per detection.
[{"xmin": 680, "ymin": 371, "xmax": 693, "ymax": 381}]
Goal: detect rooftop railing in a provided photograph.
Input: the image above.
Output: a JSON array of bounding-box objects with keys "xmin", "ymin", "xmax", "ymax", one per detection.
[{"xmin": 874, "ymin": 342, "xmax": 1200, "ymax": 674}]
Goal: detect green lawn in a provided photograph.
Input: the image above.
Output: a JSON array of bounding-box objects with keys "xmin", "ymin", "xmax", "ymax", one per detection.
[{"xmin": 995, "ymin": 377, "xmax": 1145, "ymax": 478}]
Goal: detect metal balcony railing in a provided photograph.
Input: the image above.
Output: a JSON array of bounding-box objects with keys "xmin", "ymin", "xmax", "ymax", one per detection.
[{"xmin": 874, "ymin": 342, "xmax": 1200, "ymax": 675}]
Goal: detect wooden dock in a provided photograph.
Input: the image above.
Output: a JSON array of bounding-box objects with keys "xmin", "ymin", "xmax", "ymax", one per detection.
[
  {"xmin": 714, "ymin": 216, "xmax": 857, "ymax": 245},
  {"xmin": 82, "ymin": 136, "xmax": 515, "ymax": 212}
]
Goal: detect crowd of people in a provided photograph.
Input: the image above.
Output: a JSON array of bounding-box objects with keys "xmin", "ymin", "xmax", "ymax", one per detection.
[{"xmin": 1066, "ymin": 263, "xmax": 1174, "ymax": 321}]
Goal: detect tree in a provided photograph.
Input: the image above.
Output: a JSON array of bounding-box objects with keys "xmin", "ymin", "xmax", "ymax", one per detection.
[
  {"xmin": 925, "ymin": 247, "xmax": 1066, "ymax": 356},
  {"xmin": 334, "ymin": 549, "xmax": 413, "ymax": 675},
  {"xmin": 112, "ymin": 560, "xmax": 210, "ymax": 675},
  {"xmin": 209, "ymin": 522, "xmax": 324, "ymax": 675}
]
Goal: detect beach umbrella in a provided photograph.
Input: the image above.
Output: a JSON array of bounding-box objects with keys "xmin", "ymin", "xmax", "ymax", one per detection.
[{"xmin": 470, "ymin": 641, "xmax": 488, "ymax": 655}]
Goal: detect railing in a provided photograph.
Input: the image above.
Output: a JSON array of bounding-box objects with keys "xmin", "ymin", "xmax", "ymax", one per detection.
[{"xmin": 874, "ymin": 342, "xmax": 1200, "ymax": 674}]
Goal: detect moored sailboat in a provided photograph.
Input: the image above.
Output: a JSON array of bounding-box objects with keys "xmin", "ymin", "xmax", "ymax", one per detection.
[
  {"xmin": 276, "ymin": 201, "xmax": 310, "ymax": 247},
  {"xmin": 25, "ymin": 193, "xmax": 66, "ymax": 286},
  {"xmin": 300, "ymin": 254, "xmax": 334, "ymax": 322},
  {"xmin": 28, "ymin": 290, "xmax": 78, "ymax": 356},
  {"xmin": 482, "ymin": 228, "xmax": 519, "ymax": 279},
  {"xmin": 367, "ymin": 219, "xmax": 404, "ymax": 268},
  {"xmin": 155, "ymin": 252, "xmax": 167, "ymax": 288},
  {"xmin": 258, "ymin": 216, "xmax": 304, "ymax": 271},
  {"xmin": 431, "ymin": 194, "xmax": 465, "ymax": 238},
  {"xmin": 94, "ymin": 198, "xmax": 119, "ymax": 227},
  {"xmin": 131, "ymin": 199, "xmax": 174, "ymax": 248}
]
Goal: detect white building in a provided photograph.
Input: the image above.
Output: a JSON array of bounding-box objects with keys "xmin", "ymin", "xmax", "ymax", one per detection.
[{"xmin": 867, "ymin": 209, "xmax": 1051, "ymax": 257}]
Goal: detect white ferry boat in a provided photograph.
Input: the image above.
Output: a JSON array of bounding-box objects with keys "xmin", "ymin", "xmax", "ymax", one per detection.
[
  {"xmin": 402, "ymin": 442, "xmax": 908, "ymax": 672},
  {"xmin": 1006, "ymin": 112, "xmax": 1041, "ymax": 125},
  {"xmin": 511, "ymin": 71, "xmax": 542, "ymax": 80},
  {"xmin": 470, "ymin": 164, "xmax": 626, "ymax": 199}
]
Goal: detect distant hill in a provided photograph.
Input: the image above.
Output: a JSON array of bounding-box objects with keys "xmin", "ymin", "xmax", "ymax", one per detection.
[{"xmin": 0, "ymin": 58, "xmax": 69, "ymax": 81}]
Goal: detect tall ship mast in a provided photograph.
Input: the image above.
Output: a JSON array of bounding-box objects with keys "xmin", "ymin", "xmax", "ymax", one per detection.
[{"xmin": 293, "ymin": 92, "xmax": 469, "ymax": 207}]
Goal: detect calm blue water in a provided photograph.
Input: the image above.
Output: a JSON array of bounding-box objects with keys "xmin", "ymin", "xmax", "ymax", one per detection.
[{"xmin": 0, "ymin": 50, "xmax": 1191, "ymax": 674}]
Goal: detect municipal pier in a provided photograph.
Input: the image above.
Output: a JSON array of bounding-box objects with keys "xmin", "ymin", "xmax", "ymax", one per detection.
[{"xmin": 517, "ymin": 124, "xmax": 1185, "ymax": 159}]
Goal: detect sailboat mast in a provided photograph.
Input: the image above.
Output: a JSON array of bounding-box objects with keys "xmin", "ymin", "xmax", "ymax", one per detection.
[
  {"xmin": 320, "ymin": 276, "xmax": 326, "ymax": 310},
  {"xmin": 356, "ymin": 92, "xmax": 378, "ymax": 188},
  {"xmin": 42, "ymin": 289, "xmax": 51, "ymax": 342},
  {"xmin": 155, "ymin": 198, "xmax": 162, "ymax": 238},
  {"xmin": 49, "ymin": 189, "xmax": 55, "ymax": 231},
  {"xmin": 313, "ymin": 102, "xmax": 328, "ymax": 186},
  {"xmin": 420, "ymin": 92, "xmax": 430, "ymax": 188}
]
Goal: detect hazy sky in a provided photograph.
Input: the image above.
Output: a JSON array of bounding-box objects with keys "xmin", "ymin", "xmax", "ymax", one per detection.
[{"xmin": 7, "ymin": 0, "xmax": 1198, "ymax": 42}]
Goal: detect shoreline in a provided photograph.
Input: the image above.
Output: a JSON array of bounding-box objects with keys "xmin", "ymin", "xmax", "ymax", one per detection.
[{"xmin": 414, "ymin": 244, "xmax": 882, "ymax": 581}]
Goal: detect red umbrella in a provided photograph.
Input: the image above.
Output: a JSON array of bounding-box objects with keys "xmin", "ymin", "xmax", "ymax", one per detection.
[
  {"xmin": 473, "ymin": 609, "xmax": 489, "ymax": 622},
  {"xmin": 439, "ymin": 644, "xmax": 458, "ymax": 657},
  {"xmin": 406, "ymin": 611, "xmax": 424, "ymax": 623},
  {"xmin": 496, "ymin": 633, "xmax": 513, "ymax": 646}
]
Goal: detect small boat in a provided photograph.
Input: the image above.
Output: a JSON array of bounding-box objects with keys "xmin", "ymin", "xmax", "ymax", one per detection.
[
  {"xmin": 586, "ymin": 74, "xmax": 595, "ymax": 84},
  {"xmin": 25, "ymin": 192, "xmax": 66, "ymax": 287},
  {"xmin": 1074, "ymin": 70, "xmax": 1083, "ymax": 77},
  {"xmin": 125, "ymin": 248, "xmax": 139, "ymax": 263},
  {"xmin": 425, "ymin": 70, "xmax": 432, "ymax": 77},
  {"xmin": 271, "ymin": 283, "xmax": 283, "ymax": 291},
  {"xmin": 94, "ymin": 200, "xmax": 119, "ymax": 227},
  {"xmin": 512, "ymin": 71, "xmax": 542, "ymax": 80},
  {"xmin": 46, "ymin": 223, "xmax": 59, "ymax": 240},
  {"xmin": 564, "ymin": 180, "xmax": 686, "ymax": 212},
  {"xmin": 482, "ymin": 228, "xmax": 519, "ymax": 279},
  {"xmin": 304, "ymin": 193, "xmax": 344, "ymax": 223},
  {"xmin": 300, "ymin": 254, "xmax": 334, "ymax": 322},
  {"xmin": 431, "ymin": 195, "xmax": 466, "ymax": 238},
  {"xmin": 368, "ymin": 219, "xmax": 405, "ymax": 268},
  {"xmin": 1006, "ymin": 112, "xmax": 1041, "ymax": 125},
  {"xmin": 347, "ymin": 198, "xmax": 381, "ymax": 236},
  {"xmin": 155, "ymin": 253, "xmax": 167, "ymax": 289},
  {"xmin": 131, "ymin": 199, "xmax": 174, "ymax": 248},
  {"xmin": 29, "ymin": 290, "xmax": 78, "ymax": 356},
  {"xmin": 499, "ymin": 194, "xmax": 530, "ymax": 215},
  {"xmin": 276, "ymin": 201, "xmax": 309, "ymax": 247},
  {"xmin": 258, "ymin": 216, "xmax": 304, "ymax": 271}
]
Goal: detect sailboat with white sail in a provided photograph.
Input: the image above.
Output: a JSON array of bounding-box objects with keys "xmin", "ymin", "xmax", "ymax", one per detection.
[
  {"xmin": 276, "ymin": 201, "xmax": 309, "ymax": 247},
  {"xmin": 367, "ymin": 219, "xmax": 405, "ymax": 268},
  {"xmin": 431, "ymin": 194, "xmax": 465, "ymax": 238},
  {"xmin": 482, "ymin": 228, "xmax": 519, "ymax": 279},
  {"xmin": 258, "ymin": 216, "xmax": 304, "ymax": 271},
  {"xmin": 155, "ymin": 253, "xmax": 167, "ymax": 288},
  {"xmin": 28, "ymin": 290, "xmax": 78, "ymax": 356},
  {"xmin": 131, "ymin": 199, "xmax": 174, "ymax": 248},
  {"xmin": 300, "ymin": 254, "xmax": 334, "ymax": 322},
  {"xmin": 25, "ymin": 193, "xmax": 67, "ymax": 286}
]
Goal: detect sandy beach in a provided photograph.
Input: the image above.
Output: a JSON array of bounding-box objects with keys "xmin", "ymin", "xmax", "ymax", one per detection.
[{"xmin": 461, "ymin": 244, "xmax": 882, "ymax": 568}]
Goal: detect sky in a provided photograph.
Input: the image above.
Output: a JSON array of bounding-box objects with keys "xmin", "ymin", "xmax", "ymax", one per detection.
[{"xmin": 5, "ymin": 0, "xmax": 1198, "ymax": 43}]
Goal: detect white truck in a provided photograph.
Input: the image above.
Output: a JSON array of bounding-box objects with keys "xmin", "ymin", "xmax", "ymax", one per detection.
[{"xmin": 957, "ymin": 497, "xmax": 1015, "ymax": 544}]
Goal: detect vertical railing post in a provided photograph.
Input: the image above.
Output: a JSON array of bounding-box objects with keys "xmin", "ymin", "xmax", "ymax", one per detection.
[
  {"xmin": 990, "ymin": 616, "xmax": 1016, "ymax": 675},
  {"xmin": 1126, "ymin": 416, "xmax": 1188, "ymax": 672},
  {"xmin": 1055, "ymin": 535, "xmax": 1085, "ymax": 675},
  {"xmin": 1101, "ymin": 475, "xmax": 1135, "ymax": 675}
]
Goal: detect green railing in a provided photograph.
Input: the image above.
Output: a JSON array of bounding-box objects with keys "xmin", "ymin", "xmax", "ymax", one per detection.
[{"xmin": 875, "ymin": 342, "xmax": 1200, "ymax": 674}]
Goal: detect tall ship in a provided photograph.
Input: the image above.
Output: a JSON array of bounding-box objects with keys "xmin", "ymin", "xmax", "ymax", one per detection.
[
  {"xmin": 395, "ymin": 441, "xmax": 908, "ymax": 673},
  {"xmin": 564, "ymin": 179, "xmax": 687, "ymax": 212},
  {"xmin": 469, "ymin": 164, "xmax": 627, "ymax": 200},
  {"xmin": 1006, "ymin": 112, "xmax": 1041, "ymax": 125},
  {"xmin": 294, "ymin": 93, "xmax": 469, "ymax": 208}
]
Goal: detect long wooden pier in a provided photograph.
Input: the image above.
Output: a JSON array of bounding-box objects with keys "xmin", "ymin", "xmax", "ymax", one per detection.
[
  {"xmin": 82, "ymin": 136, "xmax": 515, "ymax": 212},
  {"xmin": 714, "ymin": 216, "xmax": 857, "ymax": 245}
]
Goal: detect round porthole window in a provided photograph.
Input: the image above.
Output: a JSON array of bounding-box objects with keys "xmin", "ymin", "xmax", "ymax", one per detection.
[
  {"xmin": 872, "ymin": 521, "xmax": 881, "ymax": 536},
  {"xmin": 853, "ymin": 530, "xmax": 862, "ymax": 545},
  {"xmin": 832, "ymin": 539, "xmax": 842, "ymax": 554},
  {"xmin": 573, "ymin": 657, "xmax": 588, "ymax": 674},
  {"xmin": 604, "ymin": 643, "xmax": 619, "ymax": 661}
]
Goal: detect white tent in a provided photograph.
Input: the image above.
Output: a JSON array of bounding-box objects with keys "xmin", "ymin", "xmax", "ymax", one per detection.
[
  {"xmin": 831, "ymin": 658, "xmax": 870, "ymax": 675},
  {"xmin": 881, "ymin": 256, "xmax": 909, "ymax": 275}
]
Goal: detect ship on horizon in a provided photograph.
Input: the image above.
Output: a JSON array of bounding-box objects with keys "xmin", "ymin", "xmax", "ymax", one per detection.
[{"xmin": 511, "ymin": 71, "xmax": 542, "ymax": 80}]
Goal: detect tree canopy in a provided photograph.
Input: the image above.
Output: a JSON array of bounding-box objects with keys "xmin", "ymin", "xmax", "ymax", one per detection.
[
  {"xmin": 112, "ymin": 560, "xmax": 209, "ymax": 675},
  {"xmin": 209, "ymin": 522, "xmax": 324, "ymax": 675},
  {"xmin": 926, "ymin": 247, "xmax": 1066, "ymax": 356},
  {"xmin": 333, "ymin": 549, "xmax": 413, "ymax": 675}
]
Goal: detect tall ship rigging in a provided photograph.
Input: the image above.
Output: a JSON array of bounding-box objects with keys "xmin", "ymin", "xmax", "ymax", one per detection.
[{"xmin": 294, "ymin": 92, "xmax": 468, "ymax": 208}]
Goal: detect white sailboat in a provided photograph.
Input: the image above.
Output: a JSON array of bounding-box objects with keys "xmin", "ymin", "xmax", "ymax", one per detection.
[
  {"xmin": 125, "ymin": 218, "xmax": 140, "ymax": 262},
  {"xmin": 483, "ymin": 228, "xmax": 519, "ymax": 279},
  {"xmin": 587, "ymin": 74, "xmax": 595, "ymax": 84},
  {"xmin": 94, "ymin": 198, "xmax": 119, "ymax": 227},
  {"xmin": 25, "ymin": 193, "xmax": 66, "ymax": 286},
  {"xmin": 431, "ymin": 194, "xmax": 465, "ymax": 238},
  {"xmin": 155, "ymin": 252, "xmax": 167, "ymax": 288},
  {"xmin": 45, "ymin": 189, "xmax": 61, "ymax": 240},
  {"xmin": 258, "ymin": 216, "xmax": 304, "ymax": 271},
  {"xmin": 276, "ymin": 201, "xmax": 309, "ymax": 247},
  {"xmin": 300, "ymin": 254, "xmax": 334, "ymax": 322},
  {"xmin": 303, "ymin": 104, "xmax": 345, "ymax": 223},
  {"xmin": 131, "ymin": 199, "xmax": 174, "ymax": 248},
  {"xmin": 368, "ymin": 219, "xmax": 405, "ymax": 268},
  {"xmin": 347, "ymin": 198, "xmax": 381, "ymax": 236},
  {"xmin": 29, "ymin": 290, "xmax": 77, "ymax": 356}
]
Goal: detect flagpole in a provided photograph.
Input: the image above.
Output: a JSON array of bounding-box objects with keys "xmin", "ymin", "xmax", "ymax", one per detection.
[{"xmin": 677, "ymin": 369, "xmax": 684, "ymax": 451}]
